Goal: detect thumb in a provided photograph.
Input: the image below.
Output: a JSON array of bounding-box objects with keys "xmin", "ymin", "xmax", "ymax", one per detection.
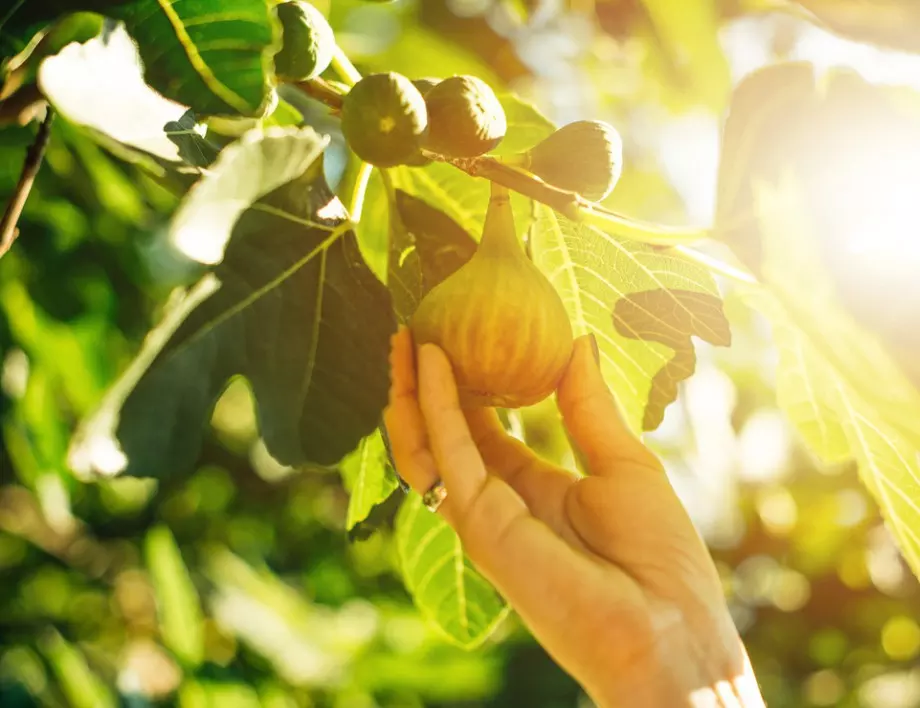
[{"xmin": 557, "ymin": 334, "xmax": 661, "ymax": 474}]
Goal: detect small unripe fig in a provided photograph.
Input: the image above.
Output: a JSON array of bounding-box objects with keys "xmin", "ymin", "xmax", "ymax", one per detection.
[
  {"xmin": 273, "ymin": 1, "xmax": 335, "ymax": 82},
  {"xmin": 423, "ymin": 75, "xmax": 506, "ymax": 157},
  {"xmin": 524, "ymin": 120, "xmax": 623, "ymax": 202},
  {"xmin": 411, "ymin": 184, "xmax": 574, "ymax": 408},
  {"xmin": 341, "ymin": 72, "xmax": 428, "ymax": 167}
]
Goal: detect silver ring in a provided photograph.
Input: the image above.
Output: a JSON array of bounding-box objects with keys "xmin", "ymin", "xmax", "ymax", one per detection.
[{"xmin": 422, "ymin": 479, "xmax": 448, "ymax": 513}]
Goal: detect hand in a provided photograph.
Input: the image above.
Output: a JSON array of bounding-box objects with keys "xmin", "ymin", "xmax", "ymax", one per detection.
[{"xmin": 383, "ymin": 327, "xmax": 765, "ymax": 708}]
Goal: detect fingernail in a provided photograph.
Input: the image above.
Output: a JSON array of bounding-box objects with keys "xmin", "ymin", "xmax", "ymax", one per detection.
[{"xmin": 588, "ymin": 333, "xmax": 600, "ymax": 366}]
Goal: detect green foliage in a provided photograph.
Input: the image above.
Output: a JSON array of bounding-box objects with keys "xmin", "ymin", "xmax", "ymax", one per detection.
[
  {"xmin": 145, "ymin": 524, "xmax": 205, "ymax": 667},
  {"xmin": 530, "ymin": 206, "xmax": 729, "ymax": 431},
  {"xmin": 396, "ymin": 493, "xmax": 509, "ymax": 648},
  {"xmin": 339, "ymin": 429, "xmax": 399, "ymax": 531},
  {"xmin": 4, "ymin": 1, "xmax": 920, "ymax": 706}
]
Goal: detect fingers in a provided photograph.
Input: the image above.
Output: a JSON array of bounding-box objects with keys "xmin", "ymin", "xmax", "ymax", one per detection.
[
  {"xmin": 415, "ymin": 343, "xmax": 493, "ymax": 510},
  {"xmin": 383, "ymin": 328, "xmax": 449, "ymax": 519},
  {"xmin": 413, "ymin": 344, "xmax": 632, "ymax": 639},
  {"xmin": 557, "ymin": 335, "xmax": 661, "ymax": 474},
  {"xmin": 386, "ymin": 332, "xmax": 643, "ymax": 664},
  {"xmin": 465, "ymin": 408, "xmax": 577, "ymax": 537}
]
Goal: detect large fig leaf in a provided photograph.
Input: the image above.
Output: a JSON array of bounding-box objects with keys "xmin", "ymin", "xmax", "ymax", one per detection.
[
  {"xmin": 36, "ymin": 22, "xmax": 194, "ymax": 163},
  {"xmin": 530, "ymin": 205, "xmax": 728, "ymax": 431},
  {"xmin": 169, "ymin": 127, "xmax": 329, "ymax": 264},
  {"xmin": 714, "ymin": 61, "xmax": 920, "ymax": 576},
  {"xmin": 3, "ymin": 0, "xmax": 277, "ymax": 117},
  {"xmin": 395, "ymin": 493, "xmax": 509, "ymax": 648},
  {"xmin": 794, "ymin": 0, "xmax": 920, "ymax": 53},
  {"xmin": 69, "ymin": 161, "xmax": 396, "ymax": 479},
  {"xmin": 745, "ymin": 177, "xmax": 920, "ymax": 575},
  {"xmin": 110, "ymin": 0, "xmax": 277, "ymax": 117}
]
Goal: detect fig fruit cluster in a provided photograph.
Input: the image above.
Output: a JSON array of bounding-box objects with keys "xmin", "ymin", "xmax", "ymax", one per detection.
[
  {"xmin": 341, "ymin": 72, "xmax": 508, "ymax": 167},
  {"xmin": 410, "ymin": 183, "xmax": 574, "ymax": 408}
]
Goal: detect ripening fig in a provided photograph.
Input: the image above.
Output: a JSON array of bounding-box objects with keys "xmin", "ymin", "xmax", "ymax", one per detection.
[
  {"xmin": 273, "ymin": 1, "xmax": 335, "ymax": 82},
  {"xmin": 341, "ymin": 72, "xmax": 428, "ymax": 167},
  {"xmin": 410, "ymin": 184, "xmax": 574, "ymax": 408},
  {"xmin": 518, "ymin": 120, "xmax": 623, "ymax": 202},
  {"xmin": 423, "ymin": 75, "xmax": 507, "ymax": 157}
]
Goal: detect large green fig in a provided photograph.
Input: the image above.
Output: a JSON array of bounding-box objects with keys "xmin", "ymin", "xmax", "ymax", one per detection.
[
  {"xmin": 524, "ymin": 120, "xmax": 623, "ymax": 202},
  {"xmin": 423, "ymin": 75, "xmax": 506, "ymax": 157},
  {"xmin": 411, "ymin": 184, "xmax": 574, "ymax": 408},
  {"xmin": 273, "ymin": 1, "xmax": 335, "ymax": 82},
  {"xmin": 341, "ymin": 72, "xmax": 428, "ymax": 167}
]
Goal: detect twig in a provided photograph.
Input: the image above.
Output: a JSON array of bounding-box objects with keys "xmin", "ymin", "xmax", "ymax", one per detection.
[
  {"xmin": 434, "ymin": 153, "xmax": 709, "ymax": 246},
  {"xmin": 330, "ymin": 45, "xmax": 362, "ymax": 87},
  {"xmin": 288, "ymin": 82, "xmax": 758, "ymax": 283},
  {"xmin": 295, "ymin": 77, "xmax": 345, "ymax": 111},
  {"xmin": 0, "ymin": 107, "xmax": 54, "ymax": 258}
]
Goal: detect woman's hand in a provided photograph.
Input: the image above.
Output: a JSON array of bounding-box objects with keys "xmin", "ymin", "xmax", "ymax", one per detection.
[{"xmin": 383, "ymin": 327, "xmax": 765, "ymax": 707}]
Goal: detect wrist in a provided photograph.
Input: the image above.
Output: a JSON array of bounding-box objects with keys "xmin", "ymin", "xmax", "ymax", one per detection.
[{"xmin": 589, "ymin": 619, "xmax": 764, "ymax": 708}]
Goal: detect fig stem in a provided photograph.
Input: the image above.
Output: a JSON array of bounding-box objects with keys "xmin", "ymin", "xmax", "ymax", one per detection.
[
  {"xmin": 577, "ymin": 204, "xmax": 708, "ymax": 246},
  {"xmin": 330, "ymin": 45, "xmax": 362, "ymax": 87},
  {"xmin": 434, "ymin": 152, "xmax": 708, "ymax": 245},
  {"xmin": 0, "ymin": 106, "xmax": 53, "ymax": 260},
  {"xmin": 479, "ymin": 183, "xmax": 521, "ymax": 255},
  {"xmin": 295, "ymin": 77, "xmax": 345, "ymax": 110},
  {"xmin": 670, "ymin": 245, "xmax": 758, "ymax": 284},
  {"xmin": 291, "ymin": 82, "xmax": 757, "ymax": 283},
  {"xmin": 338, "ymin": 151, "xmax": 374, "ymax": 222}
]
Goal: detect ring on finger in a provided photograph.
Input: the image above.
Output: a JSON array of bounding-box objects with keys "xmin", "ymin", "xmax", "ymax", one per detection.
[{"xmin": 422, "ymin": 479, "xmax": 448, "ymax": 513}]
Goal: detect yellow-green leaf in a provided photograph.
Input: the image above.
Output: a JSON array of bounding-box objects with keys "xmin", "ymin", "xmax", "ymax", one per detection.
[
  {"xmin": 530, "ymin": 205, "xmax": 725, "ymax": 431},
  {"xmin": 109, "ymin": 0, "xmax": 277, "ymax": 117},
  {"xmin": 145, "ymin": 524, "xmax": 205, "ymax": 667},
  {"xmin": 395, "ymin": 494, "xmax": 509, "ymax": 648},
  {"xmin": 339, "ymin": 430, "xmax": 399, "ymax": 531}
]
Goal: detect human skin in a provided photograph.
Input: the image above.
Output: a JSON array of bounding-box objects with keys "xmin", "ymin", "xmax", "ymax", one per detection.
[{"xmin": 383, "ymin": 326, "xmax": 766, "ymax": 707}]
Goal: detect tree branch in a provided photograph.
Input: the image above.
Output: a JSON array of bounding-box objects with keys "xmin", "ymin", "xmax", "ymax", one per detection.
[
  {"xmin": 295, "ymin": 77, "xmax": 344, "ymax": 111},
  {"xmin": 289, "ymin": 81, "xmax": 757, "ymax": 282},
  {"xmin": 0, "ymin": 107, "xmax": 53, "ymax": 259}
]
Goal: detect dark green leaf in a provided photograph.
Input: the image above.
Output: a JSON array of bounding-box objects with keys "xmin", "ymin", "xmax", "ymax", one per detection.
[
  {"xmin": 169, "ymin": 126, "xmax": 329, "ymax": 264},
  {"xmin": 106, "ymin": 0, "xmax": 277, "ymax": 117},
  {"xmin": 37, "ymin": 23, "xmax": 199, "ymax": 163},
  {"xmin": 1, "ymin": 11, "xmax": 103, "ymax": 100},
  {"xmin": 387, "ymin": 188, "xmax": 476, "ymax": 322},
  {"xmin": 4, "ymin": 2, "xmax": 277, "ymax": 115},
  {"xmin": 164, "ymin": 109, "xmax": 219, "ymax": 168},
  {"xmin": 70, "ymin": 162, "xmax": 396, "ymax": 479}
]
